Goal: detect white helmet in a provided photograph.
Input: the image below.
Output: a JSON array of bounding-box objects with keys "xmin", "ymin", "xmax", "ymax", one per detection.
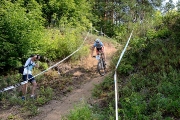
[{"xmin": 95, "ymin": 38, "xmax": 100, "ymax": 43}]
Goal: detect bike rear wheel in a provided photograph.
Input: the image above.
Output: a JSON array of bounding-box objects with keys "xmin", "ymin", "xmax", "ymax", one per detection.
[{"xmin": 97, "ymin": 59, "xmax": 106, "ymax": 76}]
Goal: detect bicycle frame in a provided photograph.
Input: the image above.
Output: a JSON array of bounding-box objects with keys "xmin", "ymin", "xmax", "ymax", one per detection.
[{"xmin": 95, "ymin": 51, "xmax": 106, "ymax": 76}]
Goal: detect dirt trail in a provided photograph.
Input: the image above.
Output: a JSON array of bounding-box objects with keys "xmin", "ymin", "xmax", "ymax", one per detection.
[
  {"xmin": 0, "ymin": 41, "xmax": 118, "ymax": 120},
  {"xmin": 32, "ymin": 76, "xmax": 105, "ymax": 120},
  {"xmin": 31, "ymin": 42, "xmax": 117, "ymax": 120}
]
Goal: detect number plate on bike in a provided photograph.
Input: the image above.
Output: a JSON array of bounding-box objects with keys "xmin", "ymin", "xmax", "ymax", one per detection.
[{"xmin": 96, "ymin": 55, "xmax": 100, "ymax": 60}]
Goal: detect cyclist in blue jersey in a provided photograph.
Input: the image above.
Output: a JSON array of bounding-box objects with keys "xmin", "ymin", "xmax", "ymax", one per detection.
[{"xmin": 91, "ymin": 38, "xmax": 106, "ymax": 64}]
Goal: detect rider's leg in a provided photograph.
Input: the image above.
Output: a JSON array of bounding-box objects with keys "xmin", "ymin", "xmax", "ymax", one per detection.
[
  {"xmin": 102, "ymin": 53, "xmax": 106, "ymax": 65},
  {"xmin": 22, "ymin": 83, "xmax": 27, "ymax": 100},
  {"xmin": 101, "ymin": 48, "xmax": 106, "ymax": 65},
  {"xmin": 28, "ymin": 75, "xmax": 37, "ymax": 98},
  {"xmin": 31, "ymin": 81, "xmax": 37, "ymax": 98},
  {"xmin": 96, "ymin": 48, "xmax": 100, "ymax": 55},
  {"xmin": 21, "ymin": 75, "xmax": 29, "ymax": 100}
]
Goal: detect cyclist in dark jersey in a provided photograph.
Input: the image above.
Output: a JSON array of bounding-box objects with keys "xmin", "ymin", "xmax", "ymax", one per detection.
[{"xmin": 91, "ymin": 38, "xmax": 106, "ymax": 64}]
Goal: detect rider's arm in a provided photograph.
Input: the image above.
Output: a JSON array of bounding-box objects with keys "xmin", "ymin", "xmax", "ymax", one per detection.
[
  {"xmin": 34, "ymin": 55, "xmax": 40, "ymax": 68},
  {"xmin": 35, "ymin": 61, "xmax": 39, "ymax": 68}
]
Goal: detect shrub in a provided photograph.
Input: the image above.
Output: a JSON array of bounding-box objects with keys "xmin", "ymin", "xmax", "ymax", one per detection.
[
  {"xmin": 0, "ymin": 0, "xmax": 44, "ymax": 71},
  {"xmin": 64, "ymin": 101, "xmax": 94, "ymax": 120}
]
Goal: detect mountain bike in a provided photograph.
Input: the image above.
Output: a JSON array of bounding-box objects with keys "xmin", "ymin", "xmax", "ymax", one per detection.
[{"xmin": 93, "ymin": 50, "xmax": 106, "ymax": 76}]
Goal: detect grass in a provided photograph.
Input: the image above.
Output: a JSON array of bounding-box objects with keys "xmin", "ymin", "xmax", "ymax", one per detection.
[{"xmin": 62, "ymin": 100, "xmax": 104, "ymax": 120}]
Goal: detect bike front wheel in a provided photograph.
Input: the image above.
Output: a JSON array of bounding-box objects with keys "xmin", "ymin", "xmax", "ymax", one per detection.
[{"xmin": 97, "ymin": 60, "xmax": 106, "ymax": 76}]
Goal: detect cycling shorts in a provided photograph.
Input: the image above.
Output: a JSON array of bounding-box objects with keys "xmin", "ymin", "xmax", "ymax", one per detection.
[
  {"xmin": 22, "ymin": 74, "xmax": 36, "ymax": 83},
  {"xmin": 96, "ymin": 47, "xmax": 104, "ymax": 54}
]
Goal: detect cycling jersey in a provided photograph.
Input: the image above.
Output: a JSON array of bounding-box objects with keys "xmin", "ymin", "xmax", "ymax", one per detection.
[
  {"xmin": 23, "ymin": 58, "xmax": 36, "ymax": 75},
  {"xmin": 93, "ymin": 41, "xmax": 103, "ymax": 48}
]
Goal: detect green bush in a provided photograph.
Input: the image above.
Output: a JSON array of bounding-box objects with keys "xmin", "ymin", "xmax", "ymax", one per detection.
[
  {"xmin": 64, "ymin": 101, "xmax": 96, "ymax": 120},
  {"xmin": 36, "ymin": 86, "xmax": 53, "ymax": 106},
  {"xmin": 117, "ymin": 63, "xmax": 133, "ymax": 75},
  {"xmin": 40, "ymin": 28, "xmax": 84, "ymax": 61},
  {"xmin": 38, "ymin": 62, "xmax": 49, "ymax": 70},
  {"xmin": 156, "ymin": 28, "xmax": 171, "ymax": 39},
  {"xmin": 0, "ymin": 0, "xmax": 44, "ymax": 71}
]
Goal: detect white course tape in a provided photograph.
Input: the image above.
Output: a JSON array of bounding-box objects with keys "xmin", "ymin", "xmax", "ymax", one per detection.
[
  {"xmin": 0, "ymin": 31, "xmax": 90, "ymax": 93},
  {"xmin": 114, "ymin": 29, "xmax": 134, "ymax": 120},
  {"xmin": 115, "ymin": 30, "xmax": 133, "ymax": 69},
  {"xmin": 114, "ymin": 71, "xmax": 118, "ymax": 120}
]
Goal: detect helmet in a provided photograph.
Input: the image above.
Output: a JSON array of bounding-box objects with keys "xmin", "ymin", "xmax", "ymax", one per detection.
[{"xmin": 95, "ymin": 38, "xmax": 100, "ymax": 43}]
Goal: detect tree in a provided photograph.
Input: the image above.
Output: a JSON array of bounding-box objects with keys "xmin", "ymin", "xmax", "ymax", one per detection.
[
  {"xmin": 35, "ymin": 0, "xmax": 93, "ymax": 29},
  {"xmin": 92, "ymin": 0, "xmax": 162, "ymax": 37},
  {"xmin": 163, "ymin": 0, "xmax": 175, "ymax": 13},
  {"xmin": 176, "ymin": 0, "xmax": 180, "ymax": 12},
  {"xmin": 0, "ymin": 0, "xmax": 44, "ymax": 72}
]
